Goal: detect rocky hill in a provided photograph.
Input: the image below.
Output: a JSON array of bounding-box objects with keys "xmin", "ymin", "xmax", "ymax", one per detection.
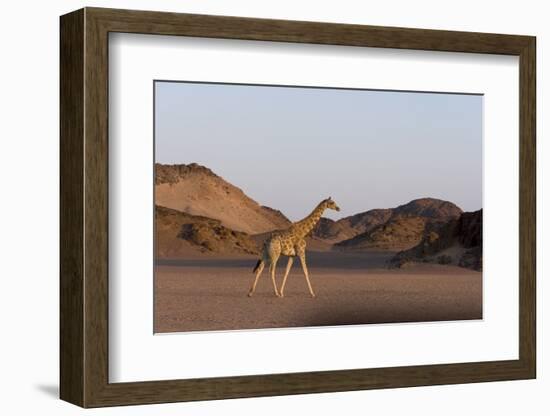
[
  {"xmin": 391, "ymin": 198, "xmax": 463, "ymax": 219},
  {"xmin": 339, "ymin": 208, "xmax": 394, "ymax": 234},
  {"xmin": 310, "ymin": 217, "xmax": 356, "ymax": 243},
  {"xmin": 335, "ymin": 216, "xmax": 431, "ymax": 251},
  {"xmin": 155, "ymin": 205, "xmax": 258, "ymax": 258},
  {"xmin": 155, "ymin": 163, "xmax": 290, "ymax": 235},
  {"xmin": 311, "ymin": 209, "xmax": 392, "ymax": 243},
  {"xmin": 334, "ymin": 198, "xmax": 463, "ymax": 251},
  {"xmin": 389, "ymin": 209, "xmax": 482, "ymax": 270}
]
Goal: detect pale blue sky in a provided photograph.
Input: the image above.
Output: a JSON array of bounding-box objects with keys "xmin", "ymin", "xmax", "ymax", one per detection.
[{"xmin": 155, "ymin": 81, "xmax": 482, "ymax": 221}]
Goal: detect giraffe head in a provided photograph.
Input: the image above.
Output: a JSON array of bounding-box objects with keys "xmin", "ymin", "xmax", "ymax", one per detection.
[{"xmin": 324, "ymin": 196, "xmax": 340, "ymax": 212}]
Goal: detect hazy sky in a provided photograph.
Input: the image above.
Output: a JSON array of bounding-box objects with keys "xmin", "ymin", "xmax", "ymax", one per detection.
[{"xmin": 155, "ymin": 81, "xmax": 482, "ymax": 221}]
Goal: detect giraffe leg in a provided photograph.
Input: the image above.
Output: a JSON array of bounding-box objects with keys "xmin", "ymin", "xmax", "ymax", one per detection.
[
  {"xmin": 279, "ymin": 257, "xmax": 294, "ymax": 298},
  {"xmin": 299, "ymin": 253, "xmax": 316, "ymax": 298},
  {"xmin": 248, "ymin": 261, "xmax": 265, "ymax": 297},
  {"xmin": 270, "ymin": 256, "xmax": 281, "ymax": 297}
]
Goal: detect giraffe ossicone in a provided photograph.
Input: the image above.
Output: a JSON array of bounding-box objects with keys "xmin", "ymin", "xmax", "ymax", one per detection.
[{"xmin": 248, "ymin": 197, "xmax": 341, "ymax": 298}]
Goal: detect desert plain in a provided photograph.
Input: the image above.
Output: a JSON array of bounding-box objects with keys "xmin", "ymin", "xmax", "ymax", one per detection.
[{"xmin": 154, "ymin": 251, "xmax": 481, "ymax": 333}]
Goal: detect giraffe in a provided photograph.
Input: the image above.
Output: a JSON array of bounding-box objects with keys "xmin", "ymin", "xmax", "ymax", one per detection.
[{"xmin": 247, "ymin": 197, "xmax": 341, "ymax": 298}]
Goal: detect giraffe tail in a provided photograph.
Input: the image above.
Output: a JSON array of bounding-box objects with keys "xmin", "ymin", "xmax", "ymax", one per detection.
[{"xmin": 253, "ymin": 259, "xmax": 263, "ymax": 274}]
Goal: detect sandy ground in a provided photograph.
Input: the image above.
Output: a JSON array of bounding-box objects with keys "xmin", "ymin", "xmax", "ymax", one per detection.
[{"xmin": 154, "ymin": 251, "xmax": 482, "ymax": 333}]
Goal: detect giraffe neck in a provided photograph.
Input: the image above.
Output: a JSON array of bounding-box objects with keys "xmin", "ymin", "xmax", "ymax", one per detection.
[{"xmin": 292, "ymin": 202, "xmax": 326, "ymax": 239}]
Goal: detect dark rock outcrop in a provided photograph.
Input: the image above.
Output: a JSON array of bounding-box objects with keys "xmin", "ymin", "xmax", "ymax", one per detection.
[
  {"xmin": 389, "ymin": 210, "xmax": 482, "ymax": 271},
  {"xmin": 156, "ymin": 205, "xmax": 258, "ymax": 258}
]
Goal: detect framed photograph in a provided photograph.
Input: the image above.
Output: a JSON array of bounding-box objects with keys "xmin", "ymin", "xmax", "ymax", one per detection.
[{"xmin": 60, "ymin": 7, "xmax": 536, "ymax": 408}]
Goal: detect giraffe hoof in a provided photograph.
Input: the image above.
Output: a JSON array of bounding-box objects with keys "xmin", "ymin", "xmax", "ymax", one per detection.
[
  {"xmin": 279, "ymin": 293, "xmax": 285, "ymax": 298},
  {"xmin": 311, "ymin": 293, "xmax": 316, "ymax": 298},
  {"xmin": 247, "ymin": 292, "xmax": 253, "ymax": 297}
]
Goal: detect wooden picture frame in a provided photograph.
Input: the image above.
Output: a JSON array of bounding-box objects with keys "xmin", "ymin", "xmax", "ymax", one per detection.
[{"xmin": 60, "ymin": 7, "xmax": 536, "ymax": 408}]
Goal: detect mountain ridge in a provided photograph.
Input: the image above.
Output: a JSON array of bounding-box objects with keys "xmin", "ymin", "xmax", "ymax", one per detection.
[{"xmin": 154, "ymin": 163, "xmax": 479, "ymax": 267}]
